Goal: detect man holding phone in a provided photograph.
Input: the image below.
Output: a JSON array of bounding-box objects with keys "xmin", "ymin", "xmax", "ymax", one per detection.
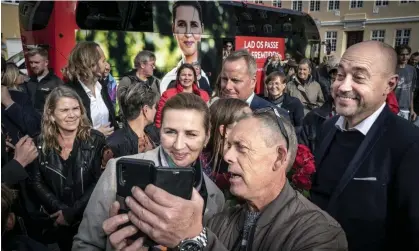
[{"xmin": 101, "ymin": 109, "xmax": 347, "ymax": 250}]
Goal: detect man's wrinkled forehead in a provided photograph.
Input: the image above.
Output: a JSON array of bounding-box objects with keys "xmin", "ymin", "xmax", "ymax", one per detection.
[
  {"xmin": 339, "ymin": 53, "xmax": 378, "ymax": 76},
  {"xmin": 229, "ymin": 117, "xmax": 262, "ymax": 145}
]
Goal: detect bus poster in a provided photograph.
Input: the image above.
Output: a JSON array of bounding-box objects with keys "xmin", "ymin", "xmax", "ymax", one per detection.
[{"xmin": 235, "ymin": 36, "xmax": 285, "ymax": 93}]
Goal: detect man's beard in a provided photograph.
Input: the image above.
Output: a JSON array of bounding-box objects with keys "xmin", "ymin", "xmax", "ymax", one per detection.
[{"xmin": 34, "ymin": 68, "xmax": 45, "ymax": 76}]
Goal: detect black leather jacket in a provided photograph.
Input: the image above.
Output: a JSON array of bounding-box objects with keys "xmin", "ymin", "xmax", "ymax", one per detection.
[{"xmin": 28, "ymin": 130, "xmax": 106, "ymax": 225}]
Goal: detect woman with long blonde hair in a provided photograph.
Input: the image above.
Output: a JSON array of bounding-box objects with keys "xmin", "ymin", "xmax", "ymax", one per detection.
[
  {"xmin": 28, "ymin": 85, "xmax": 106, "ymax": 251},
  {"xmin": 63, "ymin": 41, "xmax": 117, "ymax": 137}
]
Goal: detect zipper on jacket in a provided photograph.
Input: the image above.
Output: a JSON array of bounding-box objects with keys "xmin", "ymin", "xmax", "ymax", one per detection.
[
  {"xmin": 81, "ymin": 165, "xmax": 84, "ymax": 194},
  {"xmin": 45, "ymin": 165, "xmax": 66, "ymax": 180}
]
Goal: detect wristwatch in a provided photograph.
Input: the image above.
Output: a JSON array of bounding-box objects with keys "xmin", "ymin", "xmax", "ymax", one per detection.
[{"xmin": 177, "ymin": 227, "xmax": 208, "ymax": 251}]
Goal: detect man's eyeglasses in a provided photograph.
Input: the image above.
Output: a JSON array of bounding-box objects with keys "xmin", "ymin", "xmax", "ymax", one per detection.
[{"xmin": 253, "ymin": 106, "xmax": 289, "ymax": 150}]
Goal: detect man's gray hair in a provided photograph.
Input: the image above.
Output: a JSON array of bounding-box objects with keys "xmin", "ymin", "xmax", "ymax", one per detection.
[
  {"xmin": 240, "ymin": 110, "xmax": 298, "ymax": 172},
  {"xmin": 224, "ymin": 49, "xmax": 257, "ymax": 77},
  {"xmin": 134, "ymin": 50, "xmax": 156, "ymax": 69}
]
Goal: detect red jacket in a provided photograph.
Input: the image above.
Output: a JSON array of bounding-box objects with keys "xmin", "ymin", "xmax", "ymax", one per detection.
[
  {"xmin": 386, "ymin": 91, "xmax": 399, "ymax": 114},
  {"xmin": 155, "ymin": 82, "xmax": 210, "ymax": 128}
]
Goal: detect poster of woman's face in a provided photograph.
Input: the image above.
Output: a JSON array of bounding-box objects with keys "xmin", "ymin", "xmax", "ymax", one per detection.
[{"xmin": 172, "ymin": 2, "xmax": 204, "ymax": 63}]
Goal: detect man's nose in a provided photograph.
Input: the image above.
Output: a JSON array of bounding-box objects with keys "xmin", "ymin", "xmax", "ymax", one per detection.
[
  {"xmin": 224, "ymin": 80, "xmax": 234, "ymax": 90},
  {"xmin": 223, "ymin": 146, "xmax": 235, "ymax": 165},
  {"xmin": 338, "ymin": 75, "xmax": 353, "ymax": 92}
]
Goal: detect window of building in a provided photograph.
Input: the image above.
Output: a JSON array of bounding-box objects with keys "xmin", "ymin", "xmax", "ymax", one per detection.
[
  {"xmin": 328, "ymin": 0, "xmax": 340, "ymax": 10},
  {"xmin": 350, "ymin": 0, "xmax": 363, "ymax": 8},
  {"xmin": 371, "ymin": 30, "xmax": 385, "ymax": 42},
  {"xmin": 292, "ymin": 0, "xmax": 303, "ymax": 11},
  {"xmin": 325, "ymin": 31, "xmax": 338, "ymax": 52},
  {"xmin": 254, "ymin": 0, "xmax": 263, "ymax": 4},
  {"xmin": 272, "ymin": 0, "xmax": 282, "ymax": 7},
  {"xmin": 400, "ymin": 0, "xmax": 415, "ymax": 3},
  {"xmin": 375, "ymin": 0, "xmax": 389, "ymax": 6},
  {"xmin": 310, "ymin": 0, "xmax": 320, "ymax": 11},
  {"xmin": 395, "ymin": 29, "xmax": 411, "ymax": 46}
]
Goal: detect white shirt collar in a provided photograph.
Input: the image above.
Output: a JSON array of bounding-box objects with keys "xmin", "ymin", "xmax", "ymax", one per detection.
[
  {"xmin": 335, "ymin": 103, "xmax": 386, "ymax": 135},
  {"xmin": 245, "ymin": 92, "xmax": 256, "ymax": 105},
  {"xmin": 79, "ymin": 80, "xmax": 102, "ymax": 95}
]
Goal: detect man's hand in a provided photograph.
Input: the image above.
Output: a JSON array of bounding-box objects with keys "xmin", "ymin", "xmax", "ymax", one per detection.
[
  {"xmin": 410, "ymin": 109, "xmax": 417, "ymax": 122},
  {"xmin": 126, "ymin": 185, "xmax": 204, "ymax": 248},
  {"xmin": 103, "ymin": 201, "xmax": 148, "ymax": 251},
  {"xmin": 1, "ymin": 85, "xmax": 14, "ymax": 107},
  {"xmin": 13, "ymin": 135, "xmax": 38, "ymax": 168},
  {"xmin": 97, "ymin": 122, "xmax": 114, "ymax": 137},
  {"xmin": 51, "ymin": 210, "xmax": 68, "ymax": 227}
]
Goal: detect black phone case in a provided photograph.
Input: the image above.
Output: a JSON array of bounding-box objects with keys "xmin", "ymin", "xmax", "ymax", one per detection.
[
  {"xmin": 116, "ymin": 158, "xmax": 156, "ymax": 245},
  {"xmin": 153, "ymin": 167, "xmax": 195, "ymax": 200},
  {"xmin": 115, "ymin": 159, "xmax": 195, "ymax": 246}
]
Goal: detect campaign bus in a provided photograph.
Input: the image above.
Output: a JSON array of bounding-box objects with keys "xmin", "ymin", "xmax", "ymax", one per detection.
[{"xmin": 19, "ymin": 1, "xmax": 321, "ymax": 94}]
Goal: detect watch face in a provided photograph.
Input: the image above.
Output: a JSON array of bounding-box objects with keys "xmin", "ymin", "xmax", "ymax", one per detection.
[{"xmin": 179, "ymin": 240, "xmax": 203, "ymax": 251}]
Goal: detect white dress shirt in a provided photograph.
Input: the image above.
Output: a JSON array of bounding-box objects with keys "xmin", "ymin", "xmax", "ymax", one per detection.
[
  {"xmin": 245, "ymin": 92, "xmax": 256, "ymax": 106},
  {"xmin": 335, "ymin": 103, "xmax": 386, "ymax": 135},
  {"xmin": 79, "ymin": 80, "xmax": 109, "ymax": 129}
]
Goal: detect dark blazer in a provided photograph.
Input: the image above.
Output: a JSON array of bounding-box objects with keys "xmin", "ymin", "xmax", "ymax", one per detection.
[
  {"xmin": 311, "ymin": 106, "xmax": 419, "ymax": 251},
  {"xmin": 66, "ymin": 80, "xmax": 118, "ymax": 129},
  {"xmin": 266, "ymin": 93, "xmax": 304, "ymax": 128},
  {"xmin": 252, "ymin": 94, "xmax": 291, "ymax": 121},
  {"xmin": 1, "ymin": 90, "xmax": 41, "ymax": 144},
  {"xmin": 250, "ymin": 94, "xmax": 276, "ymax": 110}
]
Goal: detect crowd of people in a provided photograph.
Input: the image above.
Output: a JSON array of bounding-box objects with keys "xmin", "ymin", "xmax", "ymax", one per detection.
[{"xmin": 1, "ymin": 35, "xmax": 419, "ymax": 251}]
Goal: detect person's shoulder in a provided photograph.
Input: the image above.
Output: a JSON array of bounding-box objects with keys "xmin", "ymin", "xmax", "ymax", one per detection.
[
  {"xmin": 253, "ymin": 94, "xmax": 271, "ymax": 106},
  {"xmin": 9, "ymin": 89, "xmax": 31, "ymax": 101},
  {"xmin": 386, "ymin": 112, "xmax": 419, "ymax": 142},
  {"xmin": 296, "ymin": 192, "xmax": 341, "ymax": 225},
  {"xmin": 89, "ymin": 129, "xmax": 106, "ymax": 142},
  {"xmin": 405, "ymin": 64, "xmax": 416, "ymax": 71},
  {"xmin": 280, "ymin": 193, "xmax": 347, "ymax": 249},
  {"xmin": 163, "ymin": 87, "xmax": 178, "ymax": 96},
  {"xmin": 206, "ymin": 204, "xmax": 243, "ymax": 230},
  {"xmin": 200, "ymin": 89, "xmax": 210, "ymax": 100},
  {"xmin": 114, "ymin": 147, "xmax": 160, "ymax": 164},
  {"xmin": 285, "ymin": 93, "xmax": 302, "ymax": 105}
]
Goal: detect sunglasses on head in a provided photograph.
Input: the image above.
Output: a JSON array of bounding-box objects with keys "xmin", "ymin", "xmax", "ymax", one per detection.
[{"xmin": 253, "ymin": 106, "xmax": 289, "ymax": 150}]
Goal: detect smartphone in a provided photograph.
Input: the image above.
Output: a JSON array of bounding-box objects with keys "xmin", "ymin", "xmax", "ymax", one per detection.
[
  {"xmin": 116, "ymin": 158, "xmax": 155, "ymax": 209},
  {"xmin": 116, "ymin": 158, "xmax": 155, "ymax": 243},
  {"xmin": 153, "ymin": 167, "xmax": 195, "ymax": 200},
  {"xmin": 115, "ymin": 159, "xmax": 196, "ymax": 245}
]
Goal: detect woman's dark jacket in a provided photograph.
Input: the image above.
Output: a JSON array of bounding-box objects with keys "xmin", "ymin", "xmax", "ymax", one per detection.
[
  {"xmin": 27, "ymin": 129, "xmax": 106, "ymax": 225},
  {"xmin": 299, "ymin": 101, "xmax": 333, "ymax": 153},
  {"xmin": 106, "ymin": 123, "xmax": 159, "ymax": 158},
  {"xmin": 265, "ymin": 93, "xmax": 304, "ymax": 130},
  {"xmin": 1, "ymin": 90, "xmax": 41, "ymax": 144},
  {"xmin": 66, "ymin": 79, "xmax": 118, "ymax": 129}
]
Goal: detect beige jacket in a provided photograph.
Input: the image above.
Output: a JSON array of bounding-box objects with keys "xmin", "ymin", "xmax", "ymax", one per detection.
[{"xmin": 286, "ymin": 77, "xmax": 325, "ymax": 115}]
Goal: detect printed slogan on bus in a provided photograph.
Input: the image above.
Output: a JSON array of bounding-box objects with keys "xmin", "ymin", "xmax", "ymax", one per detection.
[{"xmin": 235, "ymin": 36, "xmax": 285, "ymax": 93}]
